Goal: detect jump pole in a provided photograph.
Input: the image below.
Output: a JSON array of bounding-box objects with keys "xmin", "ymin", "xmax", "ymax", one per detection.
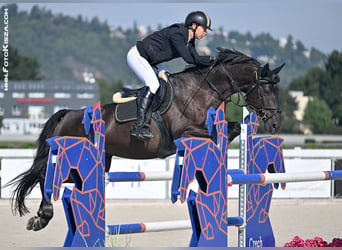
[
  {"xmin": 105, "ymin": 171, "xmax": 173, "ymax": 182},
  {"xmin": 107, "ymin": 216, "xmax": 244, "ymax": 235},
  {"xmin": 105, "ymin": 169, "xmax": 245, "ymax": 182},
  {"xmin": 229, "ymin": 171, "xmax": 342, "ymax": 185}
]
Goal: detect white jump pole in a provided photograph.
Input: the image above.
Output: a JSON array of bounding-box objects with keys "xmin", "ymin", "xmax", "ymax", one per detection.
[{"xmin": 228, "ymin": 171, "xmax": 342, "ymax": 185}]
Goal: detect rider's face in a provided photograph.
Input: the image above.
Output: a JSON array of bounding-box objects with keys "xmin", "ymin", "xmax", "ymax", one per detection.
[{"xmin": 195, "ymin": 25, "xmax": 207, "ymax": 40}]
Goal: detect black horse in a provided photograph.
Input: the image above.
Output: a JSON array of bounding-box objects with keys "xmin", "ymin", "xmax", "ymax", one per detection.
[{"xmin": 7, "ymin": 48, "xmax": 284, "ymax": 232}]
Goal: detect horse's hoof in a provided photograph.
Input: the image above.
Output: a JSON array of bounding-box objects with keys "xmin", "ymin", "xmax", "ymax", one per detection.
[
  {"xmin": 26, "ymin": 216, "xmax": 36, "ymax": 230},
  {"xmin": 32, "ymin": 218, "xmax": 43, "ymax": 231},
  {"xmin": 26, "ymin": 216, "xmax": 46, "ymax": 231},
  {"xmin": 26, "ymin": 204, "xmax": 53, "ymax": 231}
]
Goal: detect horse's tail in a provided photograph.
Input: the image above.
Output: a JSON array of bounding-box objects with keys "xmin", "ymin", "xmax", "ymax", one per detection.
[{"xmin": 6, "ymin": 109, "xmax": 71, "ymax": 216}]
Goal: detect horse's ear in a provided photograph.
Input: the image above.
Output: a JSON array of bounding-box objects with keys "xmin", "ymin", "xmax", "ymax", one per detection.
[
  {"xmin": 261, "ymin": 63, "xmax": 270, "ymax": 77},
  {"xmin": 272, "ymin": 63, "xmax": 285, "ymax": 74}
]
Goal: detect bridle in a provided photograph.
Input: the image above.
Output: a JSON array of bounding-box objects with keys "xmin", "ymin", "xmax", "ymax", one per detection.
[{"xmin": 202, "ymin": 61, "xmax": 281, "ymax": 122}]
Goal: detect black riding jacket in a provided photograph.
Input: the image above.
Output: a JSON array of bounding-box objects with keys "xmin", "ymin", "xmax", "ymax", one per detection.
[{"xmin": 136, "ymin": 23, "xmax": 211, "ymax": 67}]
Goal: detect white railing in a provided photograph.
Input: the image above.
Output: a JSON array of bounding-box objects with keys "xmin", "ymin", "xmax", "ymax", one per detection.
[{"xmin": 1, "ymin": 149, "xmax": 342, "ymax": 199}]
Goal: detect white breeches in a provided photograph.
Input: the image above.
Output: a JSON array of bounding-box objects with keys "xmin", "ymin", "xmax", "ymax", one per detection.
[{"xmin": 127, "ymin": 45, "xmax": 160, "ymax": 94}]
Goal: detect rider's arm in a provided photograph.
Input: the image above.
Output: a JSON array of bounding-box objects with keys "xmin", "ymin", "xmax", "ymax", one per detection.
[{"xmin": 169, "ymin": 31, "xmax": 211, "ymax": 66}]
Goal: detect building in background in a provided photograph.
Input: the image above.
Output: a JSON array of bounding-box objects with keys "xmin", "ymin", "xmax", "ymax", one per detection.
[
  {"xmin": 289, "ymin": 90, "xmax": 312, "ymax": 134},
  {"xmin": 0, "ymin": 80, "xmax": 99, "ymax": 135}
]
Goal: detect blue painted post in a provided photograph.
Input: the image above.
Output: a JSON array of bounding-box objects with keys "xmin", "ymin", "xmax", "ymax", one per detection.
[
  {"xmin": 242, "ymin": 111, "xmax": 286, "ymax": 247},
  {"xmin": 44, "ymin": 102, "xmax": 106, "ymax": 247},
  {"xmin": 171, "ymin": 102, "xmax": 228, "ymax": 247}
]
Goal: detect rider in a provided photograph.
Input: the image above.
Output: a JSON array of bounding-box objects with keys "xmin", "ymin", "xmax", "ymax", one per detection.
[{"xmin": 127, "ymin": 11, "xmax": 216, "ymax": 141}]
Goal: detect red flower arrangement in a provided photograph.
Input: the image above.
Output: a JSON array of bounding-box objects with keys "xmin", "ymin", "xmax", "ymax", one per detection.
[{"xmin": 284, "ymin": 236, "xmax": 342, "ymax": 247}]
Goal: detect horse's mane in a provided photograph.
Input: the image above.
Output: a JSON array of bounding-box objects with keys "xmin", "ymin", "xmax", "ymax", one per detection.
[
  {"xmin": 182, "ymin": 47, "xmax": 260, "ymax": 73},
  {"xmin": 216, "ymin": 48, "xmax": 260, "ymax": 66}
]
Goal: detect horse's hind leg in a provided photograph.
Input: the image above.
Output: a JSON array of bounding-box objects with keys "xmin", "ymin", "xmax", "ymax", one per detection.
[
  {"xmin": 26, "ymin": 154, "xmax": 111, "ymax": 231},
  {"xmin": 26, "ymin": 173, "xmax": 53, "ymax": 231},
  {"xmin": 26, "ymin": 145, "xmax": 111, "ymax": 232},
  {"xmin": 26, "ymin": 200, "xmax": 53, "ymax": 231}
]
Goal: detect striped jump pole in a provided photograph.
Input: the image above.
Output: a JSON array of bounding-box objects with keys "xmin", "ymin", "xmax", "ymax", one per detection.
[
  {"xmin": 107, "ymin": 220, "xmax": 191, "ymax": 234},
  {"xmin": 105, "ymin": 171, "xmax": 173, "ymax": 182},
  {"xmin": 228, "ymin": 170, "xmax": 342, "ymax": 185},
  {"xmin": 107, "ymin": 216, "xmax": 244, "ymax": 235},
  {"xmin": 105, "ymin": 169, "xmax": 245, "ymax": 183}
]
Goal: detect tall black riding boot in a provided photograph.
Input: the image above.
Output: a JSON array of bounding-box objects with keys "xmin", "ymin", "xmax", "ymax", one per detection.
[{"xmin": 131, "ymin": 87, "xmax": 154, "ymax": 140}]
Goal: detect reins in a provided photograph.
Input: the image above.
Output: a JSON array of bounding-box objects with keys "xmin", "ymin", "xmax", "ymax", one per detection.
[{"xmin": 180, "ymin": 63, "xmax": 216, "ymax": 118}]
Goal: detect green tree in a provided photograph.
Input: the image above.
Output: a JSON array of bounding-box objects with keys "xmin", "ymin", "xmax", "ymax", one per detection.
[
  {"xmin": 289, "ymin": 50, "xmax": 342, "ymax": 127},
  {"xmin": 289, "ymin": 67, "xmax": 328, "ymax": 97},
  {"xmin": 225, "ymin": 94, "xmax": 244, "ymax": 122},
  {"xmin": 278, "ymin": 87, "xmax": 299, "ymax": 133},
  {"xmin": 304, "ymin": 98, "xmax": 332, "ymax": 134},
  {"xmin": 0, "ymin": 116, "xmax": 3, "ymax": 134},
  {"xmin": 324, "ymin": 50, "xmax": 342, "ymax": 125},
  {"xmin": 326, "ymin": 50, "xmax": 342, "ymax": 78}
]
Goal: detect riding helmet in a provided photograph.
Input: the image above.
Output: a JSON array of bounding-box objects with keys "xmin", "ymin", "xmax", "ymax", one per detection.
[{"xmin": 185, "ymin": 11, "xmax": 212, "ymax": 30}]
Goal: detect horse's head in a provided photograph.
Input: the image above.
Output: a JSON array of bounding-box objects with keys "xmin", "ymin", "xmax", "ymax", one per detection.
[
  {"xmin": 214, "ymin": 48, "xmax": 285, "ymax": 134},
  {"xmin": 244, "ymin": 62, "xmax": 285, "ymax": 134}
]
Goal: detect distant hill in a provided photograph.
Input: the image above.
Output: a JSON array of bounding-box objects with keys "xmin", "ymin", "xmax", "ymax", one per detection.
[{"xmin": 3, "ymin": 4, "xmax": 327, "ymax": 87}]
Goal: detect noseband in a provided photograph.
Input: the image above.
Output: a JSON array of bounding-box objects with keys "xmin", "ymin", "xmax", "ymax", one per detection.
[{"xmin": 203, "ymin": 62, "xmax": 281, "ymax": 122}]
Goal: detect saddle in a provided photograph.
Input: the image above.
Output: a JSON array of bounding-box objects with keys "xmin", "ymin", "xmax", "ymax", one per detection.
[{"xmin": 113, "ymin": 74, "xmax": 173, "ymax": 123}]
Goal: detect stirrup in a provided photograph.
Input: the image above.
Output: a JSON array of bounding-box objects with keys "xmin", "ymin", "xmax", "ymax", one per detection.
[
  {"xmin": 131, "ymin": 124, "xmax": 153, "ymax": 140},
  {"xmin": 138, "ymin": 127, "xmax": 153, "ymax": 140}
]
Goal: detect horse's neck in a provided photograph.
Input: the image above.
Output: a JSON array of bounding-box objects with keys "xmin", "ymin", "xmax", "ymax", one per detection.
[
  {"xmin": 171, "ymin": 72, "xmax": 220, "ymax": 109},
  {"xmin": 170, "ymin": 63, "xmax": 254, "ymax": 112}
]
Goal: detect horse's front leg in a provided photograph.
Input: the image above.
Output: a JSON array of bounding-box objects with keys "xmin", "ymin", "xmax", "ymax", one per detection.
[
  {"xmin": 181, "ymin": 126, "xmax": 211, "ymax": 138},
  {"xmin": 105, "ymin": 153, "xmax": 113, "ymax": 172},
  {"xmin": 26, "ymin": 176, "xmax": 53, "ymax": 231},
  {"xmin": 228, "ymin": 122, "xmax": 241, "ymax": 143}
]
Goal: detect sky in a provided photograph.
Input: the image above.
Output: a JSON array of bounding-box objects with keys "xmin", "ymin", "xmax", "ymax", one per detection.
[{"xmin": 10, "ymin": 0, "xmax": 342, "ymax": 54}]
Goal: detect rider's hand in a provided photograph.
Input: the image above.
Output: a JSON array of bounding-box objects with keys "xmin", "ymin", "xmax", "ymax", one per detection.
[{"xmin": 210, "ymin": 56, "xmax": 217, "ymax": 62}]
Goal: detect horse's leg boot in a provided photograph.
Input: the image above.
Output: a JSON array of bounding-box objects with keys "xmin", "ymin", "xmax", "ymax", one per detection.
[{"xmin": 131, "ymin": 86, "xmax": 154, "ymax": 140}]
